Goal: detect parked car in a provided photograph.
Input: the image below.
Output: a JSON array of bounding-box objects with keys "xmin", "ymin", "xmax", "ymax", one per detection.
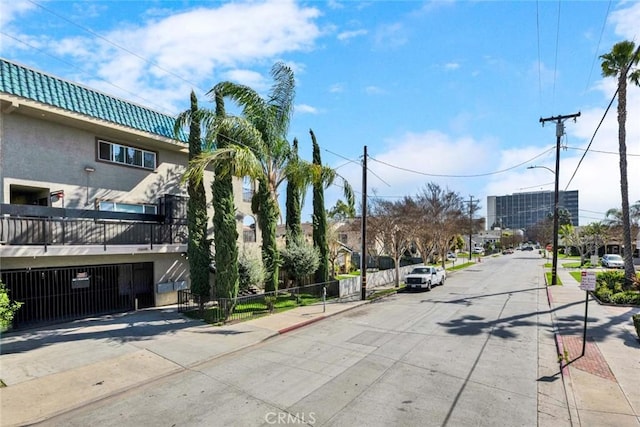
[
  {"xmin": 601, "ymin": 254, "xmax": 624, "ymax": 269},
  {"xmin": 447, "ymin": 252, "xmax": 457, "ymax": 260},
  {"xmin": 502, "ymin": 249, "xmax": 514, "ymax": 255},
  {"xmin": 472, "ymin": 247, "xmax": 484, "ymax": 254},
  {"xmin": 404, "ymin": 266, "xmax": 446, "ymax": 291}
]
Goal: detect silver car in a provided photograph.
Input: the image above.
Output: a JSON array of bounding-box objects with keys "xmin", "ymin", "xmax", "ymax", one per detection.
[{"xmin": 601, "ymin": 254, "xmax": 624, "ymax": 269}]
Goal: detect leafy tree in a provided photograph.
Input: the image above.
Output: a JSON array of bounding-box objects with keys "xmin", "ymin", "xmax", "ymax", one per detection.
[
  {"xmin": 310, "ymin": 130, "xmax": 330, "ymax": 284},
  {"xmin": 175, "ymin": 91, "xmax": 211, "ymax": 311},
  {"xmin": 559, "ymin": 224, "xmax": 588, "ymax": 265},
  {"xmin": 600, "ymin": 40, "xmax": 640, "ymax": 288},
  {"xmin": 280, "ymin": 233, "xmax": 320, "ymax": 287},
  {"xmin": 0, "ymin": 280, "xmax": 22, "ymax": 331},
  {"xmin": 238, "ymin": 253, "xmax": 264, "ymax": 292},
  {"xmin": 368, "ymin": 197, "xmax": 414, "ymax": 287}
]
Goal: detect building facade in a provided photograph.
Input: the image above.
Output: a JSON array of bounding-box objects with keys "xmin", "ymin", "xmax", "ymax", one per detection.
[
  {"xmin": 486, "ymin": 190, "xmax": 579, "ymax": 231},
  {"xmin": 0, "ymin": 58, "xmax": 259, "ymax": 329}
]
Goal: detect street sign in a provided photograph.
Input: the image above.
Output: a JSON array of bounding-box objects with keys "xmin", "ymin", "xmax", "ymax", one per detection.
[{"xmin": 580, "ymin": 270, "xmax": 596, "ymax": 291}]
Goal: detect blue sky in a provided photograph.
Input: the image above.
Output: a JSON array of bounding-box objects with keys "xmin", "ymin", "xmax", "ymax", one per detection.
[{"xmin": 2, "ymin": 0, "xmax": 639, "ymax": 227}]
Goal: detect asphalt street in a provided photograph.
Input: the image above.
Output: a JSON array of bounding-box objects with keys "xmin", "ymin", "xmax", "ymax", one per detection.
[{"xmin": 41, "ymin": 252, "xmax": 547, "ymax": 426}]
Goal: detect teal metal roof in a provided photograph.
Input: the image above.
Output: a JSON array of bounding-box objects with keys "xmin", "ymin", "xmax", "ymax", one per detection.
[{"xmin": 0, "ymin": 58, "xmax": 183, "ymax": 142}]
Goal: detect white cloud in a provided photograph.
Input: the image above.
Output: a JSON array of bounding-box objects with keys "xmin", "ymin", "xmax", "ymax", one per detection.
[
  {"xmin": 222, "ymin": 69, "xmax": 268, "ymax": 90},
  {"xmin": 28, "ymin": 0, "xmax": 323, "ymax": 113},
  {"xmin": 610, "ymin": 1, "xmax": 640, "ymax": 40},
  {"xmin": 444, "ymin": 62, "xmax": 460, "ymax": 71},
  {"xmin": 364, "ymin": 85, "xmax": 385, "ymax": 95},
  {"xmin": 295, "ymin": 104, "xmax": 319, "ymax": 114},
  {"xmin": 337, "ymin": 29, "xmax": 367, "ymax": 41},
  {"xmin": 0, "ymin": 0, "xmax": 37, "ymax": 27},
  {"xmin": 329, "ymin": 83, "xmax": 344, "ymax": 93},
  {"xmin": 374, "ymin": 22, "xmax": 408, "ymax": 49}
]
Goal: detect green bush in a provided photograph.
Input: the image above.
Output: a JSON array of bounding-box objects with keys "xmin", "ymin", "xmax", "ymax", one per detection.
[
  {"xmin": 0, "ymin": 280, "xmax": 23, "ymax": 331},
  {"xmin": 597, "ymin": 270, "xmax": 625, "ymax": 292},
  {"xmin": 238, "ymin": 253, "xmax": 264, "ymax": 291}
]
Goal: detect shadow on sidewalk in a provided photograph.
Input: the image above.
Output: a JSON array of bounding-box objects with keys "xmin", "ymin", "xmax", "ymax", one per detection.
[{"xmin": 0, "ymin": 308, "xmax": 249, "ymax": 355}]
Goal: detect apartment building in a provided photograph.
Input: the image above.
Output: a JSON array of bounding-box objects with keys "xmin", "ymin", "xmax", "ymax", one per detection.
[
  {"xmin": 486, "ymin": 190, "xmax": 579, "ymax": 231},
  {"xmin": 0, "ymin": 58, "xmax": 259, "ymax": 329}
]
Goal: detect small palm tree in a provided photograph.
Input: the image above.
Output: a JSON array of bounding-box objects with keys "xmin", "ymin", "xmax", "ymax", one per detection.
[{"xmin": 600, "ymin": 40, "xmax": 640, "ymax": 288}]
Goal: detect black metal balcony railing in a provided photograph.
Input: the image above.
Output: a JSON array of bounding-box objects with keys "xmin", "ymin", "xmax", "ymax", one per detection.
[{"xmin": 0, "ymin": 204, "xmax": 187, "ymax": 251}]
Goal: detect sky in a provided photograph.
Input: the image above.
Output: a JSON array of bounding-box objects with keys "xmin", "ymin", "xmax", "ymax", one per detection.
[{"xmin": 1, "ymin": 0, "xmax": 639, "ymax": 228}]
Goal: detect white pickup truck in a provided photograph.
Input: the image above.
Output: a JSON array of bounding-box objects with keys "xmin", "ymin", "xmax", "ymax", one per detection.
[{"xmin": 404, "ymin": 266, "xmax": 446, "ymax": 291}]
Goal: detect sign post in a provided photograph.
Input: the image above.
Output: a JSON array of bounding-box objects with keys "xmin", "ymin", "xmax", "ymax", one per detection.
[{"xmin": 579, "ymin": 270, "xmax": 596, "ymax": 356}]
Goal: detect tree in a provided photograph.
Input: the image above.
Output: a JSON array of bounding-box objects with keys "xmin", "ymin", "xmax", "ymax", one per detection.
[
  {"xmin": 175, "ymin": 91, "xmax": 211, "ymax": 312},
  {"xmin": 280, "ymin": 233, "xmax": 320, "ymax": 287},
  {"xmin": 210, "ymin": 90, "xmax": 240, "ymax": 303},
  {"xmin": 285, "ymin": 138, "xmax": 303, "ymax": 245},
  {"xmin": 186, "ymin": 62, "xmax": 296, "ymax": 293},
  {"xmin": 0, "ymin": 280, "xmax": 22, "ymax": 331},
  {"xmin": 327, "ymin": 200, "xmax": 356, "ymax": 220},
  {"xmin": 310, "ymin": 130, "xmax": 330, "ymax": 284},
  {"xmin": 559, "ymin": 224, "xmax": 588, "ymax": 265},
  {"xmin": 600, "ymin": 40, "xmax": 640, "ymax": 288},
  {"xmin": 368, "ymin": 197, "xmax": 414, "ymax": 287}
]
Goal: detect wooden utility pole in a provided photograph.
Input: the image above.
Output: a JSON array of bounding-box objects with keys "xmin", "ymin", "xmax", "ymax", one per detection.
[
  {"xmin": 361, "ymin": 145, "xmax": 368, "ymax": 300},
  {"xmin": 539, "ymin": 112, "xmax": 580, "ymax": 286}
]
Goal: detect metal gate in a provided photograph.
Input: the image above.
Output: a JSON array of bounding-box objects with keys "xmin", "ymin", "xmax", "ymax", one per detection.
[{"xmin": 1, "ymin": 262, "xmax": 154, "ymax": 330}]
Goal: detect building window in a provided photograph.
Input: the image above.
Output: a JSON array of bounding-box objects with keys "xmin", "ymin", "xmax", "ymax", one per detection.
[
  {"xmin": 99, "ymin": 201, "xmax": 157, "ymax": 214},
  {"xmin": 339, "ymin": 233, "xmax": 348, "ymax": 244},
  {"xmin": 97, "ymin": 139, "xmax": 156, "ymax": 170}
]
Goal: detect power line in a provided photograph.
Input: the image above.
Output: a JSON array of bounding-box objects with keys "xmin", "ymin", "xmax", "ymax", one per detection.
[
  {"xmin": 0, "ymin": 31, "xmax": 175, "ymax": 115},
  {"xmin": 564, "ymin": 43, "xmax": 640, "ymax": 191},
  {"xmin": 584, "ymin": 0, "xmax": 612, "ymax": 92},
  {"xmin": 565, "ymin": 146, "xmax": 640, "ymax": 157},
  {"xmin": 551, "ymin": 0, "xmax": 561, "ymax": 108},
  {"xmin": 26, "ymin": 0, "xmax": 206, "ymax": 94},
  {"xmin": 368, "ymin": 146, "xmax": 555, "ymax": 178}
]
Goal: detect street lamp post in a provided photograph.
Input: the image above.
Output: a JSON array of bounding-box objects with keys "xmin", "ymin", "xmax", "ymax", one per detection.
[{"xmin": 527, "ymin": 165, "xmax": 559, "ymax": 286}]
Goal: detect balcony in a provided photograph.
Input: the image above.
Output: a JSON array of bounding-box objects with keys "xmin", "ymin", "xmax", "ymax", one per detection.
[{"xmin": 0, "ymin": 204, "xmax": 187, "ymax": 254}]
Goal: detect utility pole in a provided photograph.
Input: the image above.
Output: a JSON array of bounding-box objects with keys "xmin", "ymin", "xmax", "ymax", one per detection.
[
  {"xmin": 466, "ymin": 196, "xmax": 479, "ymax": 262},
  {"xmin": 361, "ymin": 145, "xmax": 368, "ymax": 300},
  {"xmin": 539, "ymin": 112, "xmax": 580, "ymax": 286}
]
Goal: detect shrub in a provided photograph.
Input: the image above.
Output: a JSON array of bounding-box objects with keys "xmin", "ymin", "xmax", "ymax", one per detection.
[
  {"xmin": 238, "ymin": 253, "xmax": 264, "ymax": 292},
  {"xmin": 594, "ymin": 287, "xmax": 613, "ymax": 303},
  {"xmin": 0, "ymin": 280, "xmax": 23, "ymax": 331},
  {"xmin": 597, "ymin": 271, "xmax": 625, "ymax": 292},
  {"xmin": 280, "ymin": 235, "xmax": 320, "ymax": 286}
]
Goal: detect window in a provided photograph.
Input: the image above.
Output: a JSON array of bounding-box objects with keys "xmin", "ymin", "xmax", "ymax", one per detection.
[
  {"xmin": 99, "ymin": 201, "xmax": 157, "ymax": 214},
  {"xmin": 98, "ymin": 139, "xmax": 156, "ymax": 170}
]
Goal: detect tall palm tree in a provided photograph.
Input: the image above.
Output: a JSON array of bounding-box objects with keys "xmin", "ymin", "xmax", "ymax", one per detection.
[
  {"xmin": 600, "ymin": 40, "xmax": 640, "ymax": 287},
  {"xmin": 186, "ymin": 62, "xmax": 295, "ymax": 293}
]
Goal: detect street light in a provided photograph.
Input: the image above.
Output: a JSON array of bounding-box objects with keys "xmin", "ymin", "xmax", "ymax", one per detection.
[{"xmin": 527, "ymin": 165, "xmax": 559, "ymax": 286}]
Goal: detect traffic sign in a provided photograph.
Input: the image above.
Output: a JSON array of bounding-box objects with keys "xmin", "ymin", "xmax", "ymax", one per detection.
[{"xmin": 580, "ymin": 270, "xmax": 596, "ymax": 291}]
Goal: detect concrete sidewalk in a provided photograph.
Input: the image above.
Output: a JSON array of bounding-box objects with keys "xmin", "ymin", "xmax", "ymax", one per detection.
[
  {"xmin": 548, "ymin": 267, "xmax": 640, "ymax": 426},
  {"xmin": 0, "ymin": 296, "xmax": 371, "ymax": 426}
]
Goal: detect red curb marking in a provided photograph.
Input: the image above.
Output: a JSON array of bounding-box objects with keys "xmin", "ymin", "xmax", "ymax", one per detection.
[{"xmin": 278, "ymin": 316, "xmax": 326, "ymax": 334}]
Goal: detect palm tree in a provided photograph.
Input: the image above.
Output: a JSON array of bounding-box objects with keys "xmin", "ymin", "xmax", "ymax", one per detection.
[
  {"xmin": 600, "ymin": 40, "xmax": 640, "ymax": 288},
  {"xmin": 185, "ymin": 62, "xmax": 295, "ymax": 293}
]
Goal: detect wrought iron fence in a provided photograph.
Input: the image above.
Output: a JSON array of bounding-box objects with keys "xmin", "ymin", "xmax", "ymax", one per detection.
[{"xmin": 177, "ymin": 281, "xmax": 339, "ymax": 324}]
